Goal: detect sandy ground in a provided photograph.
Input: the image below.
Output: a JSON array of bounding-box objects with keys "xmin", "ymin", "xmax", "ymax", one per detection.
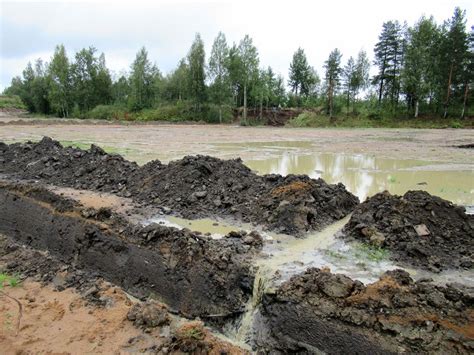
[
  {"xmin": 0, "ymin": 280, "xmax": 162, "ymax": 354},
  {"xmin": 0, "ymin": 118, "xmax": 473, "ymax": 165}
]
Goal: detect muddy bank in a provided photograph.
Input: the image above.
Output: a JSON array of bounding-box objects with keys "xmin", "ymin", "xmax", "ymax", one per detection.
[
  {"xmin": 343, "ymin": 190, "xmax": 474, "ymax": 271},
  {"xmin": 0, "ymin": 181, "xmax": 260, "ymax": 322},
  {"xmin": 0, "ymin": 137, "xmax": 359, "ymax": 235},
  {"xmin": 256, "ymin": 268, "xmax": 474, "ymax": 354}
]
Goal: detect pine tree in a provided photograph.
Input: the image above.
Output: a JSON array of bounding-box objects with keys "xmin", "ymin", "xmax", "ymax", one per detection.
[
  {"xmin": 373, "ymin": 21, "xmax": 405, "ymax": 109},
  {"xmin": 324, "ymin": 48, "xmax": 343, "ymax": 118},
  {"xmin": 187, "ymin": 33, "xmax": 206, "ymax": 111}
]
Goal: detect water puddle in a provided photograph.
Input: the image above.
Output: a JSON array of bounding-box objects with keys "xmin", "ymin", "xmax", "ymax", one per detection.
[{"xmin": 244, "ymin": 151, "xmax": 473, "ymax": 206}]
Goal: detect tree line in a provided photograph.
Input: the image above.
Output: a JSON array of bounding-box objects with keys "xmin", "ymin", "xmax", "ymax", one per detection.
[{"xmin": 4, "ymin": 7, "xmax": 473, "ymax": 121}]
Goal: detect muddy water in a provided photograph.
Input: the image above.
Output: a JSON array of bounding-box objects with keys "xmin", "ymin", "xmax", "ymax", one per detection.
[{"xmin": 239, "ymin": 145, "xmax": 473, "ymax": 207}]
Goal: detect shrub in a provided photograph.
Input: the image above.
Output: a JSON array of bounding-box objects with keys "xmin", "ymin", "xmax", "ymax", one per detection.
[
  {"xmin": 0, "ymin": 95, "xmax": 26, "ymax": 110},
  {"xmin": 84, "ymin": 105, "xmax": 127, "ymax": 120}
]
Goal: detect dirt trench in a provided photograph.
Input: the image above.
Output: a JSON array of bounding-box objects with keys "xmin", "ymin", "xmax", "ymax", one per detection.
[{"xmin": 0, "ymin": 181, "xmax": 261, "ymax": 323}]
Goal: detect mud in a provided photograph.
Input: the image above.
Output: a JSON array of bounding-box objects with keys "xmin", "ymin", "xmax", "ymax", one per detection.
[
  {"xmin": 343, "ymin": 190, "xmax": 474, "ymax": 271},
  {"xmin": 257, "ymin": 268, "xmax": 474, "ymax": 354},
  {"xmin": 0, "ymin": 137, "xmax": 359, "ymax": 235},
  {"xmin": 0, "ymin": 235, "xmax": 247, "ymax": 354},
  {"xmin": 0, "ymin": 181, "xmax": 260, "ymax": 322}
]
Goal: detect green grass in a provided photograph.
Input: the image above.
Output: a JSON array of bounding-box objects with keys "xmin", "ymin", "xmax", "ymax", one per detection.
[
  {"xmin": 324, "ymin": 249, "xmax": 347, "ymax": 260},
  {"xmin": 59, "ymin": 140, "xmax": 138, "ymax": 155},
  {"xmin": 60, "ymin": 140, "xmax": 92, "ymax": 150},
  {"xmin": 0, "ymin": 273, "xmax": 20, "ymax": 288},
  {"xmin": 354, "ymin": 243, "xmax": 389, "ymax": 262},
  {"xmin": 287, "ymin": 111, "xmax": 473, "ymax": 129},
  {"xmin": 0, "ymin": 95, "xmax": 26, "ymax": 110}
]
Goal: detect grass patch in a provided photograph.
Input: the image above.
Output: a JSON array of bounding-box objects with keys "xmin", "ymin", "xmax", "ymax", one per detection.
[
  {"xmin": 60, "ymin": 140, "xmax": 92, "ymax": 150},
  {"xmin": 324, "ymin": 249, "xmax": 347, "ymax": 260},
  {"xmin": 60, "ymin": 140, "xmax": 139, "ymax": 156},
  {"xmin": 0, "ymin": 95, "xmax": 26, "ymax": 110},
  {"xmin": 287, "ymin": 111, "xmax": 473, "ymax": 129},
  {"xmin": 354, "ymin": 243, "xmax": 389, "ymax": 262},
  {"xmin": 0, "ymin": 273, "xmax": 20, "ymax": 288}
]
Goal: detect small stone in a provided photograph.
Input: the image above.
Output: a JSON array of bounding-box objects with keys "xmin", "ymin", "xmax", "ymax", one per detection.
[
  {"xmin": 194, "ymin": 191, "xmax": 207, "ymax": 199},
  {"xmin": 414, "ymin": 224, "xmax": 430, "ymax": 237}
]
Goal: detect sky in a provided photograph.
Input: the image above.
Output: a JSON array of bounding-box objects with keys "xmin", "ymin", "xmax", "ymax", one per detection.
[{"xmin": 1, "ymin": 0, "xmax": 473, "ymax": 91}]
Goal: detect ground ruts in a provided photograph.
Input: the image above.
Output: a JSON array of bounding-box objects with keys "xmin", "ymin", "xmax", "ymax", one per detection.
[
  {"xmin": 0, "ymin": 181, "xmax": 260, "ymax": 323},
  {"xmin": 0, "ymin": 137, "xmax": 359, "ymax": 236},
  {"xmin": 342, "ymin": 190, "xmax": 474, "ymax": 271},
  {"xmin": 256, "ymin": 268, "xmax": 474, "ymax": 354}
]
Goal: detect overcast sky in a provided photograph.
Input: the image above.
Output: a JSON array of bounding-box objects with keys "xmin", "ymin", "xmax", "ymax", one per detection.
[{"xmin": 1, "ymin": 0, "xmax": 473, "ymax": 91}]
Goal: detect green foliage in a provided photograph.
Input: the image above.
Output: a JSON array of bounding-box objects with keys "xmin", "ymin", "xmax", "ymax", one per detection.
[
  {"xmin": 324, "ymin": 48, "xmax": 343, "ymax": 117},
  {"xmin": 71, "ymin": 47, "xmax": 112, "ymax": 113},
  {"xmin": 187, "ymin": 33, "xmax": 207, "ymax": 109},
  {"xmin": 49, "ymin": 44, "xmax": 73, "ymax": 117},
  {"xmin": 3, "ymin": 7, "xmax": 472, "ymax": 123},
  {"xmin": 0, "ymin": 95, "xmax": 26, "ymax": 109},
  {"xmin": 354, "ymin": 243, "xmax": 389, "ymax": 262},
  {"xmin": 289, "ymin": 48, "xmax": 319, "ymax": 102},
  {"xmin": 0, "ymin": 273, "xmax": 20, "ymax": 288},
  {"xmin": 129, "ymin": 47, "xmax": 161, "ymax": 111},
  {"xmin": 83, "ymin": 104, "xmax": 127, "ymax": 120}
]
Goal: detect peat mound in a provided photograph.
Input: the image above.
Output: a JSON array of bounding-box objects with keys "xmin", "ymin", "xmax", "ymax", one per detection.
[
  {"xmin": 0, "ymin": 137, "xmax": 359, "ymax": 235},
  {"xmin": 257, "ymin": 268, "xmax": 474, "ymax": 354},
  {"xmin": 342, "ymin": 190, "xmax": 474, "ymax": 271}
]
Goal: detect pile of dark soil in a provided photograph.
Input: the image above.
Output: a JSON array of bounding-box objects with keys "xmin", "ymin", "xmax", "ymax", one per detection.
[
  {"xmin": 0, "ymin": 137, "xmax": 359, "ymax": 235},
  {"xmin": 342, "ymin": 190, "xmax": 474, "ymax": 271},
  {"xmin": 257, "ymin": 268, "xmax": 474, "ymax": 354},
  {"xmin": 0, "ymin": 137, "xmax": 138, "ymax": 193}
]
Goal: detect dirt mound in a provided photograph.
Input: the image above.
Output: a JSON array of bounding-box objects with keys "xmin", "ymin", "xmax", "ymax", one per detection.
[
  {"xmin": 0, "ymin": 137, "xmax": 138, "ymax": 193},
  {"xmin": 0, "ymin": 137, "xmax": 359, "ymax": 235},
  {"xmin": 257, "ymin": 267, "xmax": 474, "ymax": 354},
  {"xmin": 342, "ymin": 190, "xmax": 474, "ymax": 271}
]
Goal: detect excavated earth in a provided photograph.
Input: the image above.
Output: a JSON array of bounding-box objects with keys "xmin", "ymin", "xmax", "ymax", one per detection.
[
  {"xmin": 1, "ymin": 137, "xmax": 474, "ymax": 353},
  {"xmin": 343, "ymin": 190, "xmax": 474, "ymax": 271},
  {"xmin": 256, "ymin": 268, "xmax": 474, "ymax": 354},
  {"xmin": 0, "ymin": 137, "xmax": 359, "ymax": 236},
  {"xmin": 0, "ymin": 181, "xmax": 261, "ymax": 323}
]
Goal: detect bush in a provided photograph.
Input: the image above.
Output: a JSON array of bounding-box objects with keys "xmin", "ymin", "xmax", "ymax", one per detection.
[
  {"xmin": 0, "ymin": 95, "xmax": 26, "ymax": 110},
  {"xmin": 84, "ymin": 105, "xmax": 127, "ymax": 120},
  {"xmin": 134, "ymin": 102, "xmax": 234, "ymax": 123},
  {"xmin": 287, "ymin": 112, "xmax": 331, "ymax": 127}
]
